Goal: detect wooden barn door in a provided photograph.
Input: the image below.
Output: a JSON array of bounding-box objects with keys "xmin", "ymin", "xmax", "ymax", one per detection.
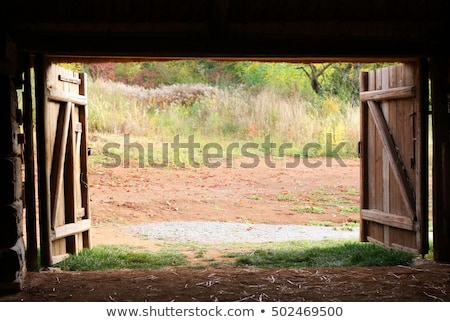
[
  {"xmin": 36, "ymin": 60, "xmax": 91, "ymax": 266},
  {"xmin": 359, "ymin": 61, "xmax": 429, "ymax": 255}
]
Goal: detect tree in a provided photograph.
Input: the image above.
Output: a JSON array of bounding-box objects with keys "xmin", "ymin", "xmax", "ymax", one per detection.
[
  {"xmin": 324, "ymin": 63, "xmax": 362, "ymax": 104},
  {"xmin": 298, "ymin": 64, "xmax": 332, "ymax": 95}
]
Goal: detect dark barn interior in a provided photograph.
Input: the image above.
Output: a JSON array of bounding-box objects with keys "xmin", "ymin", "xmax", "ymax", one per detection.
[{"xmin": 0, "ymin": 0, "xmax": 449, "ymax": 293}]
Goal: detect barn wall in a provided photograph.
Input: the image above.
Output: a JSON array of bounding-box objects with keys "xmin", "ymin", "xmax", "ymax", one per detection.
[{"xmin": 0, "ymin": 34, "xmax": 25, "ymax": 292}]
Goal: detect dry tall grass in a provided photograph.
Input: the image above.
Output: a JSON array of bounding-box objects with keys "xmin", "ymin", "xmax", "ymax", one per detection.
[{"xmin": 88, "ymin": 78, "xmax": 360, "ymax": 158}]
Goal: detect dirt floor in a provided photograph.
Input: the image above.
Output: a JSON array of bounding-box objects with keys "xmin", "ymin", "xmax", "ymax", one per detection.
[{"xmin": 2, "ymin": 157, "xmax": 450, "ymax": 302}]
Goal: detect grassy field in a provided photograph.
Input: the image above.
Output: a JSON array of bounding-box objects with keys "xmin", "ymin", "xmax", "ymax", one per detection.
[{"xmin": 88, "ymin": 79, "xmax": 360, "ymax": 167}]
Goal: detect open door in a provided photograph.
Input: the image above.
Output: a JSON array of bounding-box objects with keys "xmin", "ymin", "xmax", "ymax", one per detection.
[
  {"xmin": 359, "ymin": 61, "xmax": 429, "ymax": 255},
  {"xmin": 36, "ymin": 60, "xmax": 91, "ymax": 266}
]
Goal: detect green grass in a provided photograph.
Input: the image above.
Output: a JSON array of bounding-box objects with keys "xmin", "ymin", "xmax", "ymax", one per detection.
[
  {"xmin": 53, "ymin": 240, "xmax": 419, "ymax": 271},
  {"xmin": 307, "ymin": 220, "xmax": 335, "ymax": 227},
  {"xmin": 292, "ymin": 206, "xmax": 325, "ymax": 214},
  {"xmin": 55, "ymin": 245, "xmax": 187, "ymax": 271},
  {"xmin": 334, "ymin": 222, "xmax": 359, "ymax": 231},
  {"xmin": 340, "ymin": 206, "xmax": 360, "ymax": 213},
  {"xmin": 231, "ymin": 240, "xmax": 417, "ymax": 268}
]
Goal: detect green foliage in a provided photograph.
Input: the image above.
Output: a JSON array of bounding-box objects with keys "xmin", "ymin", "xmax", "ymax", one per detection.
[
  {"xmin": 58, "ymin": 63, "xmax": 83, "ymax": 73},
  {"xmin": 322, "ymin": 63, "xmax": 361, "ymax": 104},
  {"xmin": 82, "ymin": 60, "xmax": 384, "ymax": 105},
  {"xmin": 115, "ymin": 62, "xmax": 142, "ymax": 84}
]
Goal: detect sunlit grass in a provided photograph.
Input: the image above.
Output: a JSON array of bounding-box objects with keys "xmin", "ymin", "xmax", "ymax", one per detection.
[
  {"xmin": 55, "ymin": 245, "xmax": 187, "ymax": 271},
  {"xmin": 230, "ymin": 240, "xmax": 417, "ymax": 268},
  {"xmin": 52, "ymin": 239, "xmax": 421, "ymax": 271}
]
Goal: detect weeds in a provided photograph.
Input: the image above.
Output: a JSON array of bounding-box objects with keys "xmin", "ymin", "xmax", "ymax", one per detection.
[
  {"xmin": 292, "ymin": 206, "xmax": 325, "ymax": 214},
  {"xmin": 278, "ymin": 194, "xmax": 297, "ymax": 202}
]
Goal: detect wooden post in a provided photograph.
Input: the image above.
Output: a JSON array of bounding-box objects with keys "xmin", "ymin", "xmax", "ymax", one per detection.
[
  {"xmin": 418, "ymin": 58, "xmax": 430, "ymax": 256},
  {"xmin": 23, "ymin": 54, "xmax": 38, "ymax": 271},
  {"xmin": 35, "ymin": 54, "xmax": 52, "ymax": 267},
  {"xmin": 430, "ymin": 56, "xmax": 450, "ymax": 263},
  {"xmin": 79, "ymin": 73, "xmax": 92, "ymax": 249},
  {"xmin": 359, "ymin": 71, "xmax": 369, "ymax": 242}
]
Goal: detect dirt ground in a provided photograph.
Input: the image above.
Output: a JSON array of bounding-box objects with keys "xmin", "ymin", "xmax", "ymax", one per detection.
[{"xmin": 2, "ymin": 157, "xmax": 450, "ymax": 302}]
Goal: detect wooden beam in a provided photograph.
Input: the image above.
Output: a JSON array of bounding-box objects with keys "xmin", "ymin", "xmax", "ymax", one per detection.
[
  {"xmin": 367, "ymin": 100, "xmax": 416, "ymax": 219},
  {"xmin": 58, "ymin": 74, "xmax": 81, "ymax": 85},
  {"xmin": 49, "ymin": 102, "xmax": 72, "ymax": 229},
  {"xmin": 22, "ymin": 54, "xmax": 38, "ymax": 271},
  {"xmin": 359, "ymin": 71, "xmax": 369, "ymax": 242},
  {"xmin": 361, "ymin": 209, "xmax": 416, "ymax": 231},
  {"xmin": 64, "ymin": 104, "xmax": 77, "ymax": 254},
  {"xmin": 79, "ymin": 72, "xmax": 92, "ymax": 249},
  {"xmin": 360, "ymin": 86, "xmax": 415, "ymax": 102},
  {"xmin": 390, "ymin": 243, "xmax": 420, "ymax": 254},
  {"xmin": 51, "ymin": 219, "xmax": 91, "ymax": 241},
  {"xmin": 366, "ymin": 236, "xmax": 419, "ymax": 254},
  {"xmin": 417, "ymin": 58, "xmax": 429, "ymax": 256},
  {"xmin": 430, "ymin": 55, "xmax": 450, "ymax": 263},
  {"xmin": 48, "ymin": 89, "xmax": 87, "ymax": 106},
  {"xmin": 51, "ymin": 254, "xmax": 70, "ymax": 265},
  {"xmin": 35, "ymin": 54, "xmax": 53, "ymax": 267}
]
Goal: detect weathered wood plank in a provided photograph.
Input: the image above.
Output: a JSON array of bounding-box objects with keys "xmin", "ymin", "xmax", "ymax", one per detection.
[
  {"xmin": 35, "ymin": 54, "xmax": 53, "ymax": 267},
  {"xmin": 380, "ymin": 68, "xmax": 390, "ymax": 212},
  {"xmin": 390, "ymin": 243, "xmax": 420, "ymax": 254},
  {"xmin": 58, "ymin": 74, "xmax": 82, "ymax": 85},
  {"xmin": 367, "ymin": 70, "xmax": 377, "ymax": 209},
  {"xmin": 23, "ymin": 55, "xmax": 39, "ymax": 271},
  {"xmin": 367, "ymin": 100, "xmax": 416, "ymax": 219},
  {"xmin": 359, "ymin": 71, "xmax": 369, "ymax": 242},
  {"xmin": 52, "ymin": 219, "xmax": 91, "ymax": 241},
  {"xmin": 64, "ymin": 106, "xmax": 77, "ymax": 254},
  {"xmin": 361, "ymin": 209, "xmax": 416, "ymax": 231},
  {"xmin": 79, "ymin": 73, "xmax": 92, "ymax": 249},
  {"xmin": 49, "ymin": 102, "xmax": 72, "ymax": 229},
  {"xmin": 48, "ymin": 89, "xmax": 87, "ymax": 106},
  {"xmin": 360, "ymin": 85, "xmax": 415, "ymax": 102},
  {"xmin": 51, "ymin": 254, "xmax": 70, "ymax": 265}
]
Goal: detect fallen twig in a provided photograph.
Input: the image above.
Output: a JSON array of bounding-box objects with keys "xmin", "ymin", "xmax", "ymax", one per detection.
[{"xmin": 423, "ymin": 291, "xmax": 444, "ymax": 302}]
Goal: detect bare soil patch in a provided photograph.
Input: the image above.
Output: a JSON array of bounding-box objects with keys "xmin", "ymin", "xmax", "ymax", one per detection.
[{"xmin": 2, "ymin": 157, "xmax": 450, "ymax": 302}]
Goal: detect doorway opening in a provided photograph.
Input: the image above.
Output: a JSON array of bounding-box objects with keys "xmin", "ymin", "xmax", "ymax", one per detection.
[
  {"xmin": 20, "ymin": 58, "xmax": 432, "ymax": 271},
  {"xmin": 83, "ymin": 60, "xmax": 363, "ymax": 266}
]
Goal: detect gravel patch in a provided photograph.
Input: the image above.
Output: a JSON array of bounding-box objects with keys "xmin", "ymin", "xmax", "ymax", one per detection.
[{"xmin": 129, "ymin": 221, "xmax": 359, "ymax": 243}]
